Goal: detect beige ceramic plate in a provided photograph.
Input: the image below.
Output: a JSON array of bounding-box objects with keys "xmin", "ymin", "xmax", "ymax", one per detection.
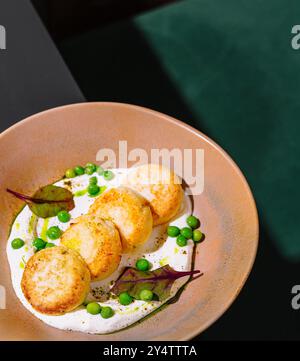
[{"xmin": 0, "ymin": 102, "xmax": 258, "ymax": 340}]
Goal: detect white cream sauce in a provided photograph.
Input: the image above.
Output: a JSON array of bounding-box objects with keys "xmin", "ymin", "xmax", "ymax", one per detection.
[{"xmin": 6, "ymin": 168, "xmax": 193, "ymax": 334}]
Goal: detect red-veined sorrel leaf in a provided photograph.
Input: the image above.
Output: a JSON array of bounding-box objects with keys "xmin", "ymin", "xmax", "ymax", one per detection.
[
  {"xmin": 111, "ymin": 265, "xmax": 202, "ymax": 301},
  {"xmin": 7, "ymin": 185, "xmax": 75, "ymax": 218}
]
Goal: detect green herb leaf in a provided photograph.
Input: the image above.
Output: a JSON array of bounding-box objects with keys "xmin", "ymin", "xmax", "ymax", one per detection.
[
  {"xmin": 111, "ymin": 265, "xmax": 202, "ymax": 301},
  {"xmin": 7, "ymin": 185, "xmax": 75, "ymax": 218}
]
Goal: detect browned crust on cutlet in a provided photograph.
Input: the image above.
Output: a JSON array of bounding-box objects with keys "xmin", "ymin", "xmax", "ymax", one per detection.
[{"xmin": 21, "ymin": 246, "xmax": 90, "ymax": 315}]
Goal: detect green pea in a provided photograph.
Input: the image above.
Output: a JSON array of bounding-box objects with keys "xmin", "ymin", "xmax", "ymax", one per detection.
[
  {"xmin": 193, "ymin": 229, "xmax": 203, "ymax": 243},
  {"xmin": 119, "ymin": 292, "xmax": 133, "ymax": 306},
  {"xmin": 45, "ymin": 242, "xmax": 55, "ymax": 248},
  {"xmin": 32, "ymin": 237, "xmax": 47, "ymax": 250},
  {"xmin": 86, "ymin": 302, "xmax": 101, "ymax": 315},
  {"xmin": 101, "ymin": 306, "xmax": 114, "ymax": 319},
  {"xmin": 74, "ymin": 165, "xmax": 85, "ymax": 176},
  {"xmin": 89, "ymin": 176, "xmax": 98, "ymax": 185},
  {"xmin": 176, "ymin": 235, "xmax": 187, "ymax": 247},
  {"xmin": 103, "ymin": 170, "xmax": 114, "ymax": 181},
  {"xmin": 46, "ymin": 226, "xmax": 62, "ymax": 240},
  {"xmin": 136, "ymin": 258, "xmax": 150, "ymax": 271},
  {"xmin": 96, "ymin": 165, "xmax": 104, "ymax": 175},
  {"xmin": 86, "ymin": 162, "xmax": 96, "ymax": 170},
  {"xmin": 85, "ymin": 165, "xmax": 95, "ymax": 175},
  {"xmin": 88, "ymin": 184, "xmax": 100, "ymax": 196},
  {"xmin": 167, "ymin": 225, "xmax": 180, "ymax": 237},
  {"xmin": 140, "ymin": 289, "xmax": 153, "ymax": 301},
  {"xmin": 57, "ymin": 210, "xmax": 71, "ymax": 223},
  {"xmin": 186, "ymin": 215, "xmax": 200, "ymax": 229},
  {"xmin": 11, "ymin": 238, "xmax": 25, "ymax": 249},
  {"xmin": 65, "ymin": 168, "xmax": 76, "ymax": 178},
  {"xmin": 180, "ymin": 227, "xmax": 193, "ymax": 239},
  {"xmin": 85, "ymin": 163, "xmax": 96, "ymax": 174}
]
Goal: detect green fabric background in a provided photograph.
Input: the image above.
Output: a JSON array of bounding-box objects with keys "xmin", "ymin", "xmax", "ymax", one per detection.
[
  {"xmin": 132, "ymin": 0, "xmax": 300, "ymax": 260},
  {"xmin": 60, "ymin": 0, "xmax": 300, "ymax": 339}
]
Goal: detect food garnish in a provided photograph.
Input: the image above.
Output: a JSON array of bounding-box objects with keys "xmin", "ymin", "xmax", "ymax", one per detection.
[
  {"xmin": 57, "ymin": 210, "xmax": 71, "ymax": 223},
  {"xmin": 176, "ymin": 235, "xmax": 188, "ymax": 247},
  {"xmin": 86, "ymin": 302, "xmax": 101, "ymax": 315},
  {"xmin": 186, "ymin": 215, "xmax": 200, "ymax": 229},
  {"xmin": 135, "ymin": 258, "xmax": 151, "ymax": 271},
  {"xmin": 74, "ymin": 165, "xmax": 85, "ymax": 176},
  {"xmin": 46, "ymin": 226, "xmax": 62, "ymax": 240},
  {"xmin": 11, "ymin": 238, "xmax": 25, "ymax": 249},
  {"xmin": 103, "ymin": 170, "xmax": 114, "ymax": 181},
  {"xmin": 139, "ymin": 289, "xmax": 154, "ymax": 301},
  {"xmin": 167, "ymin": 225, "xmax": 180, "ymax": 237},
  {"xmin": 118, "ymin": 292, "xmax": 133, "ymax": 305},
  {"xmin": 65, "ymin": 168, "xmax": 76, "ymax": 178},
  {"xmin": 101, "ymin": 306, "xmax": 114, "ymax": 319},
  {"xmin": 111, "ymin": 265, "xmax": 201, "ymax": 301},
  {"xmin": 85, "ymin": 163, "xmax": 97, "ymax": 175},
  {"xmin": 167, "ymin": 215, "xmax": 204, "ymax": 246},
  {"xmin": 192, "ymin": 229, "xmax": 203, "ymax": 243},
  {"xmin": 180, "ymin": 227, "xmax": 193, "ymax": 240},
  {"xmin": 7, "ymin": 185, "xmax": 75, "ymax": 218},
  {"xmin": 32, "ymin": 237, "xmax": 47, "ymax": 251}
]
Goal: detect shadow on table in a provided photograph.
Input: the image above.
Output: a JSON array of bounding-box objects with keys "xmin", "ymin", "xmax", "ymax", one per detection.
[
  {"xmin": 58, "ymin": 21, "xmax": 204, "ymax": 131},
  {"xmin": 58, "ymin": 21, "xmax": 300, "ymax": 340},
  {"xmin": 199, "ymin": 219, "xmax": 300, "ymax": 340}
]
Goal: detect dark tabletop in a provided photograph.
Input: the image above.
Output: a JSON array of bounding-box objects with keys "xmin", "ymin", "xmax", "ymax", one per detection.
[
  {"xmin": 0, "ymin": 0, "xmax": 299, "ymax": 340},
  {"xmin": 0, "ymin": 0, "xmax": 84, "ymax": 131}
]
